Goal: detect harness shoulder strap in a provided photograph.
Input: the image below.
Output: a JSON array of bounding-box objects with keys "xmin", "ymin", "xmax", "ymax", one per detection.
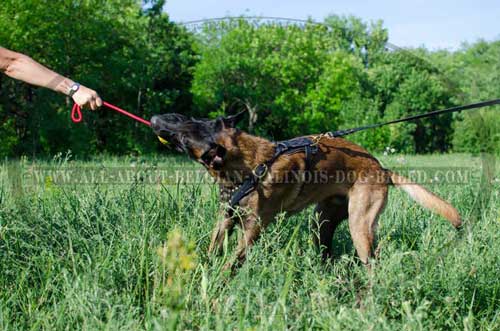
[{"xmin": 228, "ymin": 136, "xmax": 319, "ymax": 210}]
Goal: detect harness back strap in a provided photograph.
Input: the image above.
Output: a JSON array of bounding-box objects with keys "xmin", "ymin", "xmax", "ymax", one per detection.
[{"xmin": 229, "ymin": 137, "xmax": 318, "ymax": 209}]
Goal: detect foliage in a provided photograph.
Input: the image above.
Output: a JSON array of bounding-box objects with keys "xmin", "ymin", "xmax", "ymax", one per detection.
[
  {"xmin": 155, "ymin": 228, "xmax": 198, "ymax": 327},
  {"xmin": 0, "ymin": 110, "xmax": 18, "ymax": 157},
  {"xmin": 368, "ymin": 50, "xmax": 457, "ymax": 153},
  {"xmin": 191, "ymin": 16, "xmax": 388, "ymax": 141},
  {"xmin": 0, "ymin": 0, "xmax": 196, "ymax": 157},
  {"xmin": 190, "ymin": 16, "xmax": 477, "ymax": 153},
  {"xmin": 444, "ymin": 40, "xmax": 500, "ymax": 154}
]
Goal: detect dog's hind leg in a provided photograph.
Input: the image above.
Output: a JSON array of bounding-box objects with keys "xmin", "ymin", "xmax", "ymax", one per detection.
[
  {"xmin": 347, "ymin": 182, "xmax": 388, "ymax": 265},
  {"xmin": 313, "ymin": 197, "xmax": 349, "ymax": 260}
]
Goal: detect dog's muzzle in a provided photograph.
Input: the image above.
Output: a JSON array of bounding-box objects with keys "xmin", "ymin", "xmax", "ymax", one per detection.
[{"xmin": 151, "ymin": 116, "xmax": 171, "ymax": 145}]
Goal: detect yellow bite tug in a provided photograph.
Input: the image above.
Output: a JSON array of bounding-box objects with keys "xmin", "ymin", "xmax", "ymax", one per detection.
[{"xmin": 157, "ymin": 136, "xmax": 169, "ymax": 145}]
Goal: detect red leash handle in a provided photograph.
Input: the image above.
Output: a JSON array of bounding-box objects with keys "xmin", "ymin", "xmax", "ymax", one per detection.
[
  {"xmin": 71, "ymin": 102, "xmax": 151, "ymax": 127},
  {"xmin": 71, "ymin": 103, "xmax": 83, "ymax": 123}
]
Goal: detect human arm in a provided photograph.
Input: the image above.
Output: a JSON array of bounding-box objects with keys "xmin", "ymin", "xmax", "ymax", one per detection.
[{"xmin": 0, "ymin": 47, "xmax": 102, "ymax": 110}]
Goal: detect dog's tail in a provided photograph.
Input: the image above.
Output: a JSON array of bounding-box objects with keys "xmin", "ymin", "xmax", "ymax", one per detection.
[{"xmin": 387, "ymin": 171, "xmax": 462, "ymax": 228}]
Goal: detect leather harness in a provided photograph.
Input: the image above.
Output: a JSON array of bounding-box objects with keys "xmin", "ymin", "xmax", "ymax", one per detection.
[{"xmin": 229, "ymin": 136, "xmax": 321, "ymax": 210}]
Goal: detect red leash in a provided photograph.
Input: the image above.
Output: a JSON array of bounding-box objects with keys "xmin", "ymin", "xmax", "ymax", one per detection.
[{"xmin": 71, "ymin": 102, "xmax": 151, "ymax": 127}]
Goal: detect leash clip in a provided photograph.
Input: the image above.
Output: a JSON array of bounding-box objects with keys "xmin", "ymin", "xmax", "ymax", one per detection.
[{"xmin": 311, "ymin": 134, "xmax": 325, "ymax": 146}]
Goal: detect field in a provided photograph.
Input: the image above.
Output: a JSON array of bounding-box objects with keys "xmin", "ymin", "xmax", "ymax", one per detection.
[{"xmin": 0, "ymin": 153, "xmax": 499, "ymax": 330}]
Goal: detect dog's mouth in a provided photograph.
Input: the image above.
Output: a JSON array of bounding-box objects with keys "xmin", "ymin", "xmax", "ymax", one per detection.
[
  {"xmin": 200, "ymin": 144, "xmax": 226, "ymax": 170},
  {"xmin": 150, "ymin": 114, "xmax": 187, "ymax": 152},
  {"xmin": 150, "ymin": 114, "xmax": 227, "ymax": 171}
]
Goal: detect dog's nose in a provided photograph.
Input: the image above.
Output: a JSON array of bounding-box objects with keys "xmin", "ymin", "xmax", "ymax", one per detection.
[{"xmin": 150, "ymin": 116, "xmax": 161, "ymax": 129}]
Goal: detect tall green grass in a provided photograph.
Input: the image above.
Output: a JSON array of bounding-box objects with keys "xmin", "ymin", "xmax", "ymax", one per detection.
[{"xmin": 0, "ymin": 154, "xmax": 498, "ymax": 330}]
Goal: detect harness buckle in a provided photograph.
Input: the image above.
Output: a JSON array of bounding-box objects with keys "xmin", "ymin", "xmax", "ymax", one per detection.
[{"xmin": 252, "ymin": 163, "xmax": 268, "ymax": 179}]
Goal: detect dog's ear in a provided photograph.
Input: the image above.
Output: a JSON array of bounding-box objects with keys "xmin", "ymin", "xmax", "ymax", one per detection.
[{"xmin": 216, "ymin": 110, "xmax": 246, "ymax": 130}]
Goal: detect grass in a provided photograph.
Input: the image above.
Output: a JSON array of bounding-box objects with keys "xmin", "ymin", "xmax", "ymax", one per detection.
[{"xmin": 0, "ymin": 153, "xmax": 499, "ymax": 330}]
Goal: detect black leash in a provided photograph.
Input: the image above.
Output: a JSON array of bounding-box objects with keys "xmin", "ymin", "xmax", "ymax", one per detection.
[
  {"xmin": 228, "ymin": 98, "xmax": 500, "ymax": 210},
  {"xmin": 327, "ymin": 98, "xmax": 500, "ymax": 138}
]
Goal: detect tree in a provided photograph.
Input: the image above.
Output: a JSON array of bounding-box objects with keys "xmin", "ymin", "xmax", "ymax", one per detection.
[
  {"xmin": 445, "ymin": 40, "xmax": 500, "ymax": 154},
  {"xmin": 1, "ymin": 5, "xmax": 496, "ymax": 157},
  {"xmin": 368, "ymin": 50, "xmax": 456, "ymax": 153},
  {"xmin": 323, "ymin": 15, "xmax": 388, "ymax": 66},
  {"xmin": 0, "ymin": 0, "xmax": 196, "ymax": 157},
  {"xmin": 191, "ymin": 17, "xmax": 387, "ymax": 140}
]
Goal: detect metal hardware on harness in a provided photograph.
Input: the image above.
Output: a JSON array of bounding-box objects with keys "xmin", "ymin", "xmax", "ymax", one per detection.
[
  {"xmin": 228, "ymin": 98, "xmax": 500, "ymax": 212},
  {"xmin": 252, "ymin": 163, "xmax": 268, "ymax": 179},
  {"xmin": 310, "ymin": 134, "xmax": 325, "ymax": 146}
]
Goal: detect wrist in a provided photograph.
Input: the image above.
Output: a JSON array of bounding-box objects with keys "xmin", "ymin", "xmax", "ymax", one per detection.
[
  {"xmin": 55, "ymin": 78, "xmax": 75, "ymax": 96},
  {"xmin": 68, "ymin": 82, "xmax": 80, "ymax": 97}
]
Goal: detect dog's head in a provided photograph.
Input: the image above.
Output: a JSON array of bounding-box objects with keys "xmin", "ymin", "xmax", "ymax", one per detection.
[{"xmin": 151, "ymin": 111, "xmax": 246, "ymax": 170}]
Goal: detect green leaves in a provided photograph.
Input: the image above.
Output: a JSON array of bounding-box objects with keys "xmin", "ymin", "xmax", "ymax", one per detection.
[
  {"xmin": 0, "ymin": 0, "xmax": 195, "ymax": 157},
  {"xmin": 449, "ymin": 40, "xmax": 500, "ymax": 154},
  {"xmin": 189, "ymin": 15, "xmax": 466, "ymax": 154},
  {"xmin": 191, "ymin": 17, "xmax": 385, "ymax": 140}
]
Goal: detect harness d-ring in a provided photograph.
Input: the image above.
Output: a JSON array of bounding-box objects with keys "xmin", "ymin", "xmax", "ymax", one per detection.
[
  {"xmin": 71, "ymin": 103, "xmax": 83, "ymax": 123},
  {"xmin": 252, "ymin": 163, "xmax": 268, "ymax": 179}
]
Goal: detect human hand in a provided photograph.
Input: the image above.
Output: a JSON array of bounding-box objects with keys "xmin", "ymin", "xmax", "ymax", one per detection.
[{"xmin": 72, "ymin": 85, "xmax": 102, "ymax": 110}]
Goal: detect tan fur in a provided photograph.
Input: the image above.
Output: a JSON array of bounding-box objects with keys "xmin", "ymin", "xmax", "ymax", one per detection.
[
  {"xmin": 206, "ymin": 131, "xmax": 462, "ymax": 268},
  {"xmin": 389, "ymin": 172, "xmax": 462, "ymax": 227}
]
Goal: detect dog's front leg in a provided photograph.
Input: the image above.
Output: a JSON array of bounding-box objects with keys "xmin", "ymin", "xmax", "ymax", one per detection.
[
  {"xmin": 208, "ymin": 216, "xmax": 235, "ymax": 255},
  {"xmin": 223, "ymin": 215, "xmax": 262, "ymax": 270},
  {"xmin": 209, "ymin": 184, "xmax": 238, "ymax": 255}
]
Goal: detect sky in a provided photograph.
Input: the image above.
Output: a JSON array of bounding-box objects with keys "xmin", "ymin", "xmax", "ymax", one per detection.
[{"xmin": 164, "ymin": 0, "xmax": 499, "ymax": 50}]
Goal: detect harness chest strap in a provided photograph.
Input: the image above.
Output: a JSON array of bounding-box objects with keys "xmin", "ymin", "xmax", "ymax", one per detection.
[{"xmin": 229, "ymin": 136, "xmax": 320, "ymax": 210}]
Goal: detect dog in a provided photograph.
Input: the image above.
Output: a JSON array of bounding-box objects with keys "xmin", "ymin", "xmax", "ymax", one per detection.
[{"xmin": 151, "ymin": 112, "xmax": 462, "ymax": 268}]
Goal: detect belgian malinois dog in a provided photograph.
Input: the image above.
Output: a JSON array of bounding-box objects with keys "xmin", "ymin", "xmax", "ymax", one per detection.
[{"xmin": 151, "ymin": 112, "xmax": 462, "ymax": 268}]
